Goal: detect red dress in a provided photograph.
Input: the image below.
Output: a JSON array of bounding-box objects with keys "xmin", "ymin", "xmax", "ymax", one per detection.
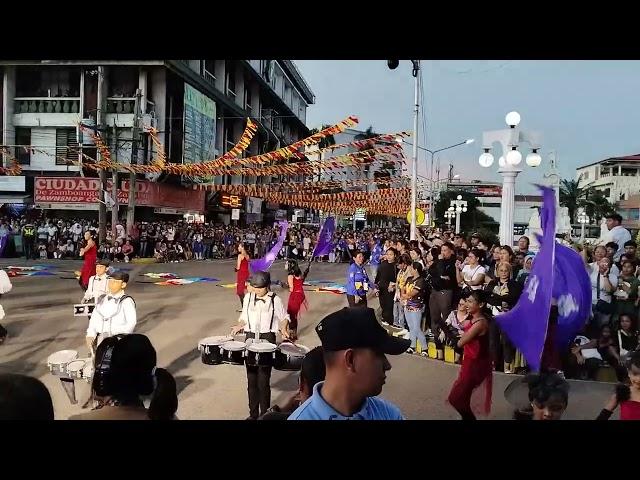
[
  {"xmin": 80, "ymin": 242, "xmax": 97, "ymax": 289},
  {"xmin": 447, "ymin": 318, "xmax": 493, "ymax": 418},
  {"xmin": 287, "ymin": 276, "xmax": 307, "ymax": 331},
  {"xmin": 236, "ymin": 257, "xmax": 249, "ymax": 297},
  {"xmin": 620, "ymin": 401, "xmax": 640, "ymax": 420}
]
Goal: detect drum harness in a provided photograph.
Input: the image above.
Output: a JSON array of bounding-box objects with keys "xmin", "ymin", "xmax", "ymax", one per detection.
[{"xmin": 247, "ymin": 292, "xmax": 276, "ymax": 342}]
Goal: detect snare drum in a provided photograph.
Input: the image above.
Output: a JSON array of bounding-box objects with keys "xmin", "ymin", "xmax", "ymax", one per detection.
[
  {"xmin": 274, "ymin": 342, "xmax": 310, "ymax": 371},
  {"xmin": 198, "ymin": 336, "xmax": 232, "ymax": 365},
  {"xmin": 74, "ymin": 304, "xmax": 95, "ymax": 317},
  {"xmin": 47, "ymin": 350, "xmax": 78, "ymax": 377},
  {"xmin": 245, "ymin": 342, "xmax": 277, "ymax": 367},
  {"xmin": 66, "ymin": 359, "xmax": 88, "ymax": 379},
  {"xmin": 221, "ymin": 341, "xmax": 246, "ymax": 365}
]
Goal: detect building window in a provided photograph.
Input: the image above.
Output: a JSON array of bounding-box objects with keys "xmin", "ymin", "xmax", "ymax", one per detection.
[
  {"xmin": 244, "ymin": 86, "xmax": 252, "ymax": 112},
  {"xmin": 225, "ymin": 61, "xmax": 236, "ymax": 97},
  {"xmin": 15, "ymin": 128, "xmax": 31, "ymax": 165},
  {"xmin": 583, "ymin": 171, "xmax": 589, "ymax": 180},
  {"xmin": 223, "ymin": 122, "xmax": 234, "ymax": 153},
  {"xmin": 55, "ymin": 128, "xmax": 79, "ymax": 166},
  {"xmin": 203, "ymin": 60, "xmax": 216, "ymax": 85}
]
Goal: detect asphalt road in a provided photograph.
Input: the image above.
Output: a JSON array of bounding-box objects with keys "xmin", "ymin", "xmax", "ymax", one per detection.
[{"xmin": 0, "ymin": 258, "xmax": 617, "ymax": 420}]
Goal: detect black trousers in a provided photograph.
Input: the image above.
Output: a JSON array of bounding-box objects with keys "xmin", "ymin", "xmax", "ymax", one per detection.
[
  {"xmin": 245, "ymin": 331, "xmax": 276, "ymax": 419},
  {"xmin": 379, "ymin": 290, "xmax": 395, "ymax": 323},
  {"xmin": 429, "ymin": 289, "xmax": 453, "ymax": 336},
  {"xmin": 24, "ymin": 241, "xmax": 35, "ymax": 260},
  {"xmin": 347, "ymin": 294, "xmax": 367, "ymax": 308}
]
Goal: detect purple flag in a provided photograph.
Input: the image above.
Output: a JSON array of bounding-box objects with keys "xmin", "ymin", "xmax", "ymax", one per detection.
[
  {"xmin": 552, "ymin": 243, "xmax": 592, "ymax": 349},
  {"xmin": 496, "ymin": 185, "xmax": 556, "ymax": 372},
  {"xmin": 312, "ymin": 216, "xmax": 336, "ymax": 258},
  {"xmin": 250, "ymin": 221, "xmax": 289, "ymax": 273}
]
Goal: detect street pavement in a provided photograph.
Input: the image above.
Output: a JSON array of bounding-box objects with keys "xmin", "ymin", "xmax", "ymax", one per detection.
[{"xmin": 0, "ymin": 258, "xmax": 617, "ymax": 420}]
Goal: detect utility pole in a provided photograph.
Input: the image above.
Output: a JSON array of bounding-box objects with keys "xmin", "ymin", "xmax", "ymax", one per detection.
[
  {"xmin": 111, "ymin": 122, "xmax": 119, "ymax": 241},
  {"xmin": 97, "ymin": 66, "xmax": 107, "ymax": 244},
  {"xmin": 127, "ymin": 88, "xmax": 141, "ymax": 235},
  {"xmin": 409, "ymin": 61, "xmax": 420, "ymax": 241}
]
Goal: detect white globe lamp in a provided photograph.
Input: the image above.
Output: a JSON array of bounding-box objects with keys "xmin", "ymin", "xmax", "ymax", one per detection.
[
  {"xmin": 506, "ymin": 148, "xmax": 522, "ymax": 166},
  {"xmin": 505, "ymin": 111, "xmax": 521, "ymax": 128},
  {"xmin": 479, "ymin": 151, "xmax": 494, "ymax": 167},
  {"xmin": 526, "ymin": 150, "xmax": 542, "ymax": 167}
]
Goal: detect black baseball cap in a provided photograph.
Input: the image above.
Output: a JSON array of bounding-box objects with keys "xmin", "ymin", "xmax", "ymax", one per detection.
[
  {"xmin": 315, "ymin": 307, "xmax": 410, "ymax": 355},
  {"xmin": 249, "ymin": 271, "xmax": 271, "ymax": 288},
  {"xmin": 108, "ymin": 271, "xmax": 129, "ymax": 283}
]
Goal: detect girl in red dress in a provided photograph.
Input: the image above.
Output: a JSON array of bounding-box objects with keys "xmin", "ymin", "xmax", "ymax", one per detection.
[
  {"xmin": 79, "ymin": 231, "xmax": 97, "ymax": 291},
  {"xmin": 598, "ymin": 350, "xmax": 640, "ymax": 420},
  {"xmin": 447, "ymin": 289, "xmax": 494, "ymax": 420},
  {"xmin": 286, "ymin": 260, "xmax": 309, "ymax": 341},
  {"xmin": 235, "ymin": 243, "xmax": 251, "ymax": 312}
]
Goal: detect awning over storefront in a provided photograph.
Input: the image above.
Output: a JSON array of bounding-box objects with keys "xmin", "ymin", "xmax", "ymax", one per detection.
[{"xmin": 0, "ymin": 194, "xmax": 32, "ymax": 204}]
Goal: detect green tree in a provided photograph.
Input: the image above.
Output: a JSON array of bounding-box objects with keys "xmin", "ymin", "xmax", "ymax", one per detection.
[
  {"xmin": 582, "ymin": 189, "xmax": 616, "ymax": 223},
  {"xmin": 434, "ymin": 190, "xmax": 498, "ymax": 235},
  {"xmin": 559, "ymin": 179, "xmax": 586, "ymax": 222}
]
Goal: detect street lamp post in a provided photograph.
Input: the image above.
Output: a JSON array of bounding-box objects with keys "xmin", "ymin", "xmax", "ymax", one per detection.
[
  {"xmin": 397, "ymin": 138, "xmax": 474, "ymax": 228},
  {"xmin": 449, "ymin": 195, "xmax": 468, "ymax": 234},
  {"xmin": 445, "ymin": 207, "xmax": 455, "ymax": 227},
  {"xmin": 577, "ymin": 207, "xmax": 589, "ymax": 242},
  {"xmin": 478, "ymin": 111, "xmax": 542, "ymax": 248}
]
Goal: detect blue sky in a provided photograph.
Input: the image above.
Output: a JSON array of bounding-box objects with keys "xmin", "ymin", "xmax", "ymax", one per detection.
[{"xmin": 296, "ymin": 60, "xmax": 640, "ymax": 194}]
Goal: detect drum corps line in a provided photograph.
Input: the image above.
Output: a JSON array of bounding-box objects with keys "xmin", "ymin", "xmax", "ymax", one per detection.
[
  {"xmin": 46, "ymin": 259, "xmax": 308, "ymax": 419},
  {"xmin": 47, "ymin": 260, "xmax": 137, "ymax": 406},
  {"xmin": 200, "ymin": 270, "xmax": 310, "ymax": 419}
]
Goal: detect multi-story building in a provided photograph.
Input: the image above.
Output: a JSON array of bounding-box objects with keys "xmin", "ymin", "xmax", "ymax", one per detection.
[
  {"xmin": 0, "ymin": 60, "xmax": 314, "ymax": 223},
  {"xmin": 576, "ymin": 154, "xmax": 640, "ymax": 203}
]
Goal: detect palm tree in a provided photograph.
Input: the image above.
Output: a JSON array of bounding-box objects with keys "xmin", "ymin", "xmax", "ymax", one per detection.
[
  {"xmin": 582, "ymin": 189, "xmax": 616, "ymax": 223},
  {"xmin": 559, "ymin": 179, "xmax": 586, "ymax": 222}
]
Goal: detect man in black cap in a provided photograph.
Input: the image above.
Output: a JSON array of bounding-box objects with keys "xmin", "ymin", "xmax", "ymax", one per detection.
[
  {"xmin": 288, "ymin": 307, "xmax": 408, "ymax": 420},
  {"xmin": 231, "ymin": 270, "xmax": 290, "ymax": 420}
]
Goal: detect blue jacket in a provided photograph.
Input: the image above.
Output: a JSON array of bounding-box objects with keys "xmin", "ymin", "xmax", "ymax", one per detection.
[
  {"xmin": 370, "ymin": 242, "xmax": 382, "ymax": 266},
  {"xmin": 346, "ymin": 262, "xmax": 370, "ymax": 296}
]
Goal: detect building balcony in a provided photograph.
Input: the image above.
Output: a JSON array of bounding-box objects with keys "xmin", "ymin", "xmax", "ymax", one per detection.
[{"xmin": 13, "ymin": 97, "xmax": 80, "ymax": 127}]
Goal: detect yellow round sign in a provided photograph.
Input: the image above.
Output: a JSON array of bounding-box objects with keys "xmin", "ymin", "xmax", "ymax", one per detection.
[{"xmin": 407, "ymin": 208, "xmax": 426, "ymax": 225}]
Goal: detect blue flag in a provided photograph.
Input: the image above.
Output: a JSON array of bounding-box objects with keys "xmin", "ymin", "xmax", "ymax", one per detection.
[
  {"xmin": 552, "ymin": 243, "xmax": 592, "ymax": 349},
  {"xmin": 496, "ymin": 186, "xmax": 556, "ymax": 372},
  {"xmin": 312, "ymin": 216, "xmax": 336, "ymax": 258}
]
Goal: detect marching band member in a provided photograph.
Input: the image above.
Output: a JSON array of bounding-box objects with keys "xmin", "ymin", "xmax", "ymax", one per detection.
[
  {"xmin": 85, "ymin": 271, "xmax": 137, "ymax": 355},
  {"xmin": 230, "ymin": 271, "xmax": 290, "ymax": 420},
  {"xmin": 82, "ymin": 259, "xmax": 110, "ymax": 305}
]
